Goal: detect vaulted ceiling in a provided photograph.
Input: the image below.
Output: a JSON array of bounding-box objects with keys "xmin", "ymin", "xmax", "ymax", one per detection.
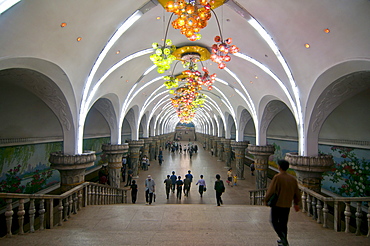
[{"xmin": 0, "ymin": 0, "xmax": 369, "ymax": 156}]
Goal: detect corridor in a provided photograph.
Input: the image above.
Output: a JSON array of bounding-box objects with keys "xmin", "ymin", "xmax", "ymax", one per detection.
[{"xmin": 1, "ymin": 141, "xmax": 369, "ymax": 245}]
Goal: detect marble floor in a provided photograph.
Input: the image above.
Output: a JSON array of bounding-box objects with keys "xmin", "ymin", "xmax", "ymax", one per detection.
[{"xmin": 1, "ymin": 141, "xmax": 369, "ymax": 245}]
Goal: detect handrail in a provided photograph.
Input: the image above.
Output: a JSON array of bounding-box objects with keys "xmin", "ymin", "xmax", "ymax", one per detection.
[
  {"xmin": 0, "ymin": 182, "xmax": 130, "ymax": 238},
  {"xmin": 249, "ymin": 186, "xmax": 370, "ymax": 237}
]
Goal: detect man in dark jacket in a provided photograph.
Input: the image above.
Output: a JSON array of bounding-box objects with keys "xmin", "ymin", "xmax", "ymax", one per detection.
[
  {"xmin": 265, "ymin": 160, "xmax": 301, "ymax": 246},
  {"xmin": 214, "ymin": 174, "xmax": 225, "ymax": 206}
]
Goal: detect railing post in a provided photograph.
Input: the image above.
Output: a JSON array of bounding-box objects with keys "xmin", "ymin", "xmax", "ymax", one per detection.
[
  {"xmin": 68, "ymin": 195, "xmax": 73, "ymax": 218},
  {"xmin": 78, "ymin": 189, "xmax": 83, "ymax": 210},
  {"xmin": 73, "ymin": 193, "xmax": 78, "ymax": 214},
  {"xmin": 312, "ymin": 197, "xmax": 317, "ymax": 220},
  {"xmin": 84, "ymin": 185, "xmax": 89, "ymax": 207},
  {"xmin": 58, "ymin": 199, "xmax": 64, "ymax": 226},
  {"xmin": 307, "ymin": 194, "xmax": 311, "ymax": 217},
  {"xmin": 29, "ymin": 199, "xmax": 36, "ymax": 233},
  {"xmin": 301, "ymin": 191, "xmax": 306, "ymax": 213},
  {"xmin": 344, "ymin": 202, "xmax": 351, "ymax": 233},
  {"xmin": 316, "ymin": 199, "xmax": 322, "ymax": 224},
  {"xmin": 323, "ymin": 201, "xmax": 328, "ymax": 228},
  {"xmin": 334, "ymin": 201, "xmax": 343, "ymax": 232},
  {"xmin": 63, "ymin": 198, "xmax": 69, "ymax": 221},
  {"xmin": 355, "ymin": 202, "xmax": 362, "ymax": 236},
  {"xmin": 5, "ymin": 198, "xmax": 13, "ymax": 237},
  {"xmin": 39, "ymin": 199, "xmax": 45, "ymax": 230},
  {"xmin": 17, "ymin": 198, "xmax": 25, "ymax": 234},
  {"xmin": 46, "ymin": 198, "xmax": 54, "ymax": 229}
]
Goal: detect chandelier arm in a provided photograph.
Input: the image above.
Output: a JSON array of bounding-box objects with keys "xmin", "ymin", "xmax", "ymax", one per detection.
[
  {"xmin": 163, "ymin": 12, "xmax": 175, "ymax": 47},
  {"xmin": 170, "ymin": 60, "xmax": 182, "ymax": 77},
  {"xmin": 211, "ymin": 8, "xmax": 223, "ymax": 41}
]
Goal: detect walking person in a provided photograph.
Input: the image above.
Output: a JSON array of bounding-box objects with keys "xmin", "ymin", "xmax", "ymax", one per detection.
[
  {"xmin": 214, "ymin": 174, "xmax": 225, "ymax": 206},
  {"xmin": 170, "ymin": 171, "xmax": 177, "ymax": 193},
  {"xmin": 130, "ymin": 180, "xmax": 138, "ymax": 204},
  {"xmin": 176, "ymin": 176, "xmax": 183, "ymax": 200},
  {"xmin": 125, "ymin": 168, "xmax": 133, "ymax": 187},
  {"xmin": 250, "ymin": 161, "xmax": 255, "ymax": 176},
  {"xmin": 183, "ymin": 176, "xmax": 191, "ymax": 197},
  {"xmin": 145, "ymin": 175, "xmax": 156, "ymax": 205},
  {"xmin": 164, "ymin": 175, "xmax": 172, "ymax": 199},
  {"xmin": 185, "ymin": 170, "xmax": 193, "ymax": 193},
  {"xmin": 227, "ymin": 168, "xmax": 233, "ymax": 187},
  {"xmin": 196, "ymin": 175, "xmax": 206, "ymax": 197},
  {"xmin": 265, "ymin": 160, "xmax": 301, "ymax": 246}
]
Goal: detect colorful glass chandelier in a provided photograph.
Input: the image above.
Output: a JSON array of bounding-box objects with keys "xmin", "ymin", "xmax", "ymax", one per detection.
[
  {"xmin": 159, "ymin": 0, "xmax": 225, "ymax": 41},
  {"xmin": 150, "ymin": 39, "xmax": 177, "ymax": 74},
  {"xmin": 210, "ymin": 36, "xmax": 239, "ymax": 69},
  {"xmin": 167, "ymin": 46, "xmax": 216, "ymax": 123}
]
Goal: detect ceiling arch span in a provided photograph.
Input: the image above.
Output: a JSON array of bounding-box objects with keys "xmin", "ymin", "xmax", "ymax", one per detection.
[{"xmin": 306, "ymin": 70, "xmax": 370, "ymax": 156}]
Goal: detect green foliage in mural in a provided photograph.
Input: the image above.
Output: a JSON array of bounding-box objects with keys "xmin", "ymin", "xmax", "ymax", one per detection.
[
  {"xmin": 0, "ymin": 145, "xmax": 35, "ymax": 174},
  {"xmin": 324, "ymin": 147, "xmax": 370, "ymax": 197}
]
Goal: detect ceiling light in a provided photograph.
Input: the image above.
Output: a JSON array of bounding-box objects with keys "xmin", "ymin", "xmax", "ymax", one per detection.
[
  {"xmin": 324, "ymin": 28, "xmax": 330, "ymax": 33},
  {"xmin": 77, "ymin": 37, "xmax": 82, "ymax": 42},
  {"xmin": 305, "ymin": 43, "xmax": 310, "ymax": 48},
  {"xmin": 60, "ymin": 22, "xmax": 67, "ymax": 28}
]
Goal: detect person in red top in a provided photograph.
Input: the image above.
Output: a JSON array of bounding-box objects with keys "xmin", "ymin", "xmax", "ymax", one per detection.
[{"xmin": 265, "ymin": 160, "xmax": 301, "ymax": 246}]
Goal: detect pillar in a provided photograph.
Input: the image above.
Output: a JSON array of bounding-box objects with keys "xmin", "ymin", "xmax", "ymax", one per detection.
[
  {"xmin": 285, "ymin": 152, "xmax": 334, "ymax": 193},
  {"xmin": 128, "ymin": 140, "xmax": 144, "ymax": 177},
  {"xmin": 222, "ymin": 139, "xmax": 232, "ymax": 167},
  {"xmin": 217, "ymin": 138, "xmax": 224, "ymax": 161},
  {"xmin": 49, "ymin": 151, "xmax": 96, "ymax": 193},
  {"xmin": 149, "ymin": 138, "xmax": 156, "ymax": 161},
  {"xmin": 214, "ymin": 137, "xmax": 220, "ymax": 157},
  {"xmin": 247, "ymin": 144, "xmax": 275, "ymax": 189},
  {"xmin": 141, "ymin": 138, "xmax": 150, "ymax": 159},
  {"xmin": 231, "ymin": 141, "xmax": 248, "ymax": 180},
  {"xmin": 102, "ymin": 144, "xmax": 128, "ymax": 188}
]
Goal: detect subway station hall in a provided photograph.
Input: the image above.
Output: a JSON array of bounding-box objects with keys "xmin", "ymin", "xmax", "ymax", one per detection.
[{"xmin": 0, "ymin": 1, "xmax": 370, "ymax": 246}]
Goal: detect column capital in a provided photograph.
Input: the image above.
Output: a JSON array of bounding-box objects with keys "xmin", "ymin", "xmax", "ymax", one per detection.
[
  {"xmin": 231, "ymin": 140, "xmax": 249, "ymax": 149},
  {"xmin": 128, "ymin": 139, "xmax": 144, "ymax": 148},
  {"xmin": 285, "ymin": 152, "xmax": 334, "ymax": 173},
  {"xmin": 247, "ymin": 144, "xmax": 275, "ymax": 155},
  {"xmin": 49, "ymin": 151, "xmax": 96, "ymax": 170},
  {"xmin": 102, "ymin": 143, "xmax": 129, "ymax": 154},
  {"xmin": 285, "ymin": 152, "xmax": 334, "ymax": 192}
]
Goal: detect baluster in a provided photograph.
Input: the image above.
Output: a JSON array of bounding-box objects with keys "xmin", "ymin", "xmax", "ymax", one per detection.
[
  {"xmin": 78, "ymin": 190, "xmax": 83, "ymax": 210},
  {"xmin": 312, "ymin": 197, "xmax": 317, "ymax": 220},
  {"xmin": 355, "ymin": 202, "xmax": 362, "ymax": 236},
  {"xmin": 73, "ymin": 193, "xmax": 78, "ymax": 214},
  {"xmin": 39, "ymin": 199, "xmax": 45, "ymax": 230},
  {"xmin": 100, "ymin": 187, "xmax": 104, "ymax": 205},
  {"xmin": 17, "ymin": 198, "xmax": 25, "ymax": 234},
  {"xmin": 316, "ymin": 199, "xmax": 322, "ymax": 224},
  {"xmin": 301, "ymin": 191, "xmax": 307, "ymax": 213},
  {"xmin": 58, "ymin": 199, "xmax": 63, "ymax": 226},
  {"xmin": 344, "ymin": 202, "xmax": 351, "ymax": 233},
  {"xmin": 29, "ymin": 199, "xmax": 36, "ymax": 233},
  {"xmin": 68, "ymin": 196, "xmax": 73, "ymax": 218},
  {"xmin": 323, "ymin": 201, "xmax": 328, "ymax": 228},
  {"xmin": 96, "ymin": 186, "xmax": 99, "ymax": 205},
  {"xmin": 123, "ymin": 189, "xmax": 127, "ymax": 204},
  {"xmin": 63, "ymin": 198, "xmax": 69, "ymax": 221},
  {"xmin": 5, "ymin": 199, "xmax": 14, "ymax": 237},
  {"xmin": 306, "ymin": 194, "xmax": 311, "ymax": 217}
]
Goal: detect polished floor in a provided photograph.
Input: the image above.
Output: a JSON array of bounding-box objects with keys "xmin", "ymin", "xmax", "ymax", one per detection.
[{"xmin": 1, "ymin": 141, "xmax": 369, "ymax": 245}]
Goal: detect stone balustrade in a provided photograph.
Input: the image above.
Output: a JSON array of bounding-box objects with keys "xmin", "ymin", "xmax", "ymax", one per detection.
[
  {"xmin": 0, "ymin": 182, "xmax": 129, "ymax": 238},
  {"xmin": 249, "ymin": 186, "xmax": 370, "ymax": 237}
]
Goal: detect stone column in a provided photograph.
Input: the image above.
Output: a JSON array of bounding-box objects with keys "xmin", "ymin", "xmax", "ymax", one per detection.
[
  {"xmin": 142, "ymin": 138, "xmax": 150, "ymax": 159},
  {"xmin": 207, "ymin": 135, "xmax": 212, "ymax": 151},
  {"xmin": 50, "ymin": 151, "xmax": 96, "ymax": 193},
  {"xmin": 222, "ymin": 139, "xmax": 232, "ymax": 167},
  {"xmin": 155, "ymin": 137, "xmax": 161, "ymax": 158},
  {"xmin": 149, "ymin": 138, "xmax": 156, "ymax": 161},
  {"xmin": 217, "ymin": 138, "xmax": 224, "ymax": 161},
  {"xmin": 128, "ymin": 140, "xmax": 144, "ymax": 177},
  {"xmin": 285, "ymin": 152, "xmax": 334, "ymax": 193},
  {"xmin": 247, "ymin": 144, "xmax": 275, "ymax": 189},
  {"xmin": 231, "ymin": 141, "xmax": 248, "ymax": 180},
  {"xmin": 214, "ymin": 137, "xmax": 220, "ymax": 157},
  {"xmin": 102, "ymin": 144, "xmax": 128, "ymax": 188}
]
